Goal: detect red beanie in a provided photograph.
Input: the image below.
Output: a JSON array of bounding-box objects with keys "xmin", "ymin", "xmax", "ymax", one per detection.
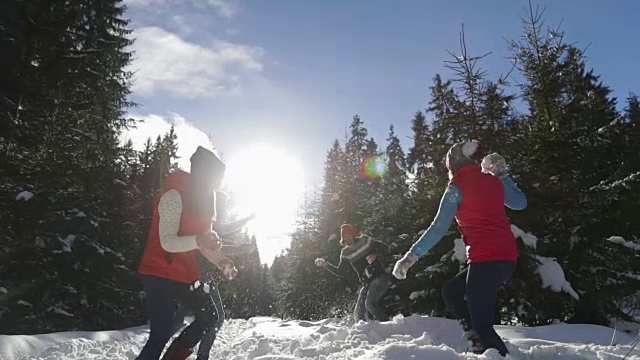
[{"xmin": 340, "ymin": 224, "xmax": 356, "ymax": 239}]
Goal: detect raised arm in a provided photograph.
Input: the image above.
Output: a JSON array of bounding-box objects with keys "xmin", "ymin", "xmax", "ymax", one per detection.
[
  {"xmin": 481, "ymin": 152, "xmax": 527, "ymax": 211},
  {"xmin": 408, "ymin": 184, "xmax": 461, "ymax": 258},
  {"xmin": 393, "ymin": 184, "xmax": 461, "ymax": 280},
  {"xmin": 219, "ymin": 243, "xmax": 254, "ymax": 256},
  {"xmin": 501, "ymin": 176, "xmax": 527, "ymax": 210},
  {"xmin": 214, "ymin": 215, "xmax": 254, "ymax": 237}
]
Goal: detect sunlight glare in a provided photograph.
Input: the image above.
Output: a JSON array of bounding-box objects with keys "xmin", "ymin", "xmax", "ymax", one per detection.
[{"xmin": 223, "ymin": 143, "xmax": 305, "ymax": 264}]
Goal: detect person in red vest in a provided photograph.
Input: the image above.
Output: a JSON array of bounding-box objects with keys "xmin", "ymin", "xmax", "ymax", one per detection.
[
  {"xmin": 135, "ymin": 146, "xmax": 238, "ymax": 360},
  {"xmin": 392, "ymin": 141, "xmax": 527, "ymax": 357}
]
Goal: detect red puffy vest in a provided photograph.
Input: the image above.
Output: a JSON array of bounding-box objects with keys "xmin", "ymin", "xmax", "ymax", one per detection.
[
  {"xmin": 138, "ymin": 170, "xmax": 214, "ymax": 283},
  {"xmin": 450, "ymin": 164, "xmax": 518, "ymax": 263}
]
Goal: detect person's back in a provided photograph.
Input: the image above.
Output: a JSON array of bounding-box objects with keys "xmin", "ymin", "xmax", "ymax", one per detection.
[
  {"xmin": 139, "ymin": 170, "xmax": 212, "ymax": 284},
  {"xmin": 393, "ymin": 143, "xmax": 527, "ymax": 357},
  {"xmin": 450, "ymin": 164, "xmax": 517, "ymax": 263}
]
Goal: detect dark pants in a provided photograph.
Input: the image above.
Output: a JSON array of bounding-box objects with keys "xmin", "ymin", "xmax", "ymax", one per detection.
[
  {"xmin": 354, "ymin": 274, "xmax": 391, "ymax": 321},
  {"xmin": 136, "ymin": 275, "xmax": 218, "ymax": 360},
  {"xmin": 172, "ymin": 302, "xmax": 189, "ymax": 333},
  {"xmin": 171, "ymin": 279, "xmax": 225, "ymax": 360},
  {"xmin": 441, "ymin": 260, "xmax": 516, "ymax": 357},
  {"xmin": 194, "ymin": 281, "xmax": 224, "ymax": 360}
]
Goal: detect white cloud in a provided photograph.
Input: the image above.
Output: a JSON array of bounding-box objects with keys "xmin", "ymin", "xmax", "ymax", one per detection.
[
  {"xmin": 129, "ymin": 26, "xmax": 264, "ymax": 98},
  {"xmin": 206, "ymin": 0, "xmax": 236, "ymax": 17},
  {"xmin": 124, "ymin": 0, "xmax": 238, "ymax": 18},
  {"xmin": 225, "ymin": 28, "xmax": 240, "ymax": 36},
  {"xmin": 121, "ymin": 113, "xmax": 219, "ymax": 170},
  {"xmin": 171, "ymin": 15, "xmax": 194, "ymax": 36}
]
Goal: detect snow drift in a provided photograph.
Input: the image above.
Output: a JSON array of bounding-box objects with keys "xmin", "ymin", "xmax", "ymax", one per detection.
[{"xmin": 1, "ymin": 314, "xmax": 639, "ymax": 359}]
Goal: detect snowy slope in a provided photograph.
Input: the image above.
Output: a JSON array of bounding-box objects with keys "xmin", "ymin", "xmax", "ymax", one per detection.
[{"xmin": 1, "ymin": 315, "xmax": 639, "ymax": 360}]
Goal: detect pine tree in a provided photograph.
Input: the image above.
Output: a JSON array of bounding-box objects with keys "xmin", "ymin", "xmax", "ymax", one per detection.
[
  {"xmin": 358, "ymin": 137, "xmax": 384, "ymax": 232},
  {"xmin": 366, "ymin": 125, "xmax": 412, "ymax": 238},
  {"xmin": 318, "ymin": 140, "xmax": 347, "ymax": 227},
  {"xmin": 269, "ymin": 253, "xmax": 289, "ymax": 317},
  {"xmin": 219, "ymin": 234, "xmax": 277, "ymax": 318},
  {"xmin": 407, "ymin": 111, "xmax": 437, "ymax": 228},
  {"xmin": 268, "ymin": 2, "xmax": 640, "ymax": 330},
  {"xmin": 343, "ymin": 115, "xmax": 370, "ymax": 226},
  {"xmin": 278, "ymin": 135, "xmax": 365, "ymax": 321},
  {"xmin": 280, "ymin": 226, "xmax": 345, "ymax": 320},
  {"xmin": 500, "ymin": 2, "xmax": 638, "ymax": 325},
  {"xmin": 0, "ymin": 0, "xmax": 144, "ymax": 333}
]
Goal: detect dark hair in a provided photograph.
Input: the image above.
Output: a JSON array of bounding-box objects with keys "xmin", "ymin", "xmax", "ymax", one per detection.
[{"xmin": 186, "ymin": 147, "xmax": 226, "ymax": 218}]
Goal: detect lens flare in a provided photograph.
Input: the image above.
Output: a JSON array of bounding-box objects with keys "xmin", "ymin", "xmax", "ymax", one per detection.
[{"xmin": 359, "ymin": 155, "xmax": 387, "ymax": 181}]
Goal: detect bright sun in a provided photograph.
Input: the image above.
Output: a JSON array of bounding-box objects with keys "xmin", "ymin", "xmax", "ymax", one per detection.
[{"xmin": 223, "ymin": 143, "xmax": 305, "ymax": 265}]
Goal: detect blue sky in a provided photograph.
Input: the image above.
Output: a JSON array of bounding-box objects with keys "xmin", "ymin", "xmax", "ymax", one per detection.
[
  {"xmin": 120, "ymin": 0, "xmax": 638, "ymax": 264},
  {"xmin": 123, "ymin": 0, "xmax": 638, "ymax": 186}
]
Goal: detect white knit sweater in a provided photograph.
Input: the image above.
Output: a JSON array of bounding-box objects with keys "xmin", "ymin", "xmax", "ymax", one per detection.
[{"xmin": 157, "ymin": 189, "xmax": 230, "ymax": 268}]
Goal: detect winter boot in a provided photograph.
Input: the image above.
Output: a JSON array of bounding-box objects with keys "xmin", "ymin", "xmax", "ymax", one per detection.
[
  {"xmin": 463, "ymin": 330, "xmax": 485, "ymax": 354},
  {"xmin": 161, "ymin": 340, "xmax": 193, "ymax": 360}
]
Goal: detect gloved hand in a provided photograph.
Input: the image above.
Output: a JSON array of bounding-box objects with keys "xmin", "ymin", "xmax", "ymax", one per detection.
[
  {"xmin": 481, "ymin": 153, "xmax": 509, "ymax": 178},
  {"xmin": 219, "ymin": 259, "xmax": 238, "ymax": 281},
  {"xmin": 366, "ymin": 253, "xmax": 377, "ymax": 264},
  {"xmin": 393, "ymin": 252, "xmax": 418, "ymax": 280},
  {"xmin": 314, "ymin": 258, "xmax": 328, "ymax": 267},
  {"xmin": 196, "ymin": 231, "xmax": 221, "ymax": 251}
]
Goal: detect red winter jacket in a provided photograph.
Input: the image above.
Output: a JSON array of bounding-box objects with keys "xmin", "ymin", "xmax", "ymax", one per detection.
[
  {"xmin": 138, "ymin": 170, "xmax": 214, "ymax": 283},
  {"xmin": 450, "ymin": 164, "xmax": 518, "ymax": 263}
]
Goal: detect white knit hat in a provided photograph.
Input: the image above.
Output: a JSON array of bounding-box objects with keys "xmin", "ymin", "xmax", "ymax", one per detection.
[{"xmin": 446, "ymin": 140, "xmax": 479, "ymax": 172}]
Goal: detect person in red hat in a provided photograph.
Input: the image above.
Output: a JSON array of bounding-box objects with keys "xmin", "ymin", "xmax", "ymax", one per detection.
[
  {"xmin": 392, "ymin": 142, "xmax": 527, "ymax": 357},
  {"xmin": 314, "ymin": 224, "xmax": 392, "ymax": 322},
  {"xmin": 135, "ymin": 146, "xmax": 240, "ymax": 360}
]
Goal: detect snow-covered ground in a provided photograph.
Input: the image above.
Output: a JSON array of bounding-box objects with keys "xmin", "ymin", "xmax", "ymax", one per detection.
[{"xmin": 1, "ymin": 314, "xmax": 639, "ymax": 360}]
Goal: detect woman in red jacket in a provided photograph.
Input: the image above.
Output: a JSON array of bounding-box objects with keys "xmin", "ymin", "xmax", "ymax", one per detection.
[
  {"xmin": 136, "ymin": 146, "xmax": 238, "ymax": 360},
  {"xmin": 393, "ymin": 141, "xmax": 527, "ymax": 357}
]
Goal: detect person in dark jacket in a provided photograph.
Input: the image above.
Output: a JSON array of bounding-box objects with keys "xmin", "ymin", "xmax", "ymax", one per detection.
[
  {"xmin": 171, "ymin": 242, "xmax": 254, "ymax": 360},
  {"xmin": 315, "ymin": 224, "xmax": 392, "ymax": 322},
  {"xmin": 171, "ymin": 190, "xmax": 255, "ymax": 360},
  {"xmin": 393, "ymin": 141, "xmax": 527, "ymax": 357}
]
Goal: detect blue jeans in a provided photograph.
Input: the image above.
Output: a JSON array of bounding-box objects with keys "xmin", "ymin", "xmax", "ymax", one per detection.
[
  {"xmin": 441, "ymin": 260, "xmax": 516, "ymax": 356},
  {"xmin": 354, "ymin": 274, "xmax": 391, "ymax": 321},
  {"xmin": 135, "ymin": 275, "xmax": 218, "ymax": 360}
]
